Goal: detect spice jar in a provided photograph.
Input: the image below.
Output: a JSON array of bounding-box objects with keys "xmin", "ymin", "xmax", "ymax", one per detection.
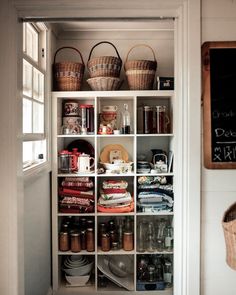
[
  {"xmin": 123, "ymin": 231, "xmax": 134, "ymax": 251},
  {"xmin": 70, "ymin": 232, "xmax": 81, "ymax": 253},
  {"xmin": 59, "ymin": 231, "xmax": 69, "ymax": 251},
  {"xmin": 86, "ymin": 228, "xmax": 95, "ymax": 252},
  {"xmin": 101, "ymin": 233, "xmax": 110, "ymax": 252}
]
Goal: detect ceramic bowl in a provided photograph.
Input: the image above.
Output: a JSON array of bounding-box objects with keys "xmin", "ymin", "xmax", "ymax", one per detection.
[
  {"xmin": 62, "ymin": 261, "xmax": 94, "ymax": 276},
  {"xmin": 65, "ymin": 274, "xmax": 90, "ymax": 286}
]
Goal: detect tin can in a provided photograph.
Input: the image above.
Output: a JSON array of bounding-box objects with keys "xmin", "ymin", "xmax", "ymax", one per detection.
[{"xmin": 63, "ymin": 101, "xmax": 79, "ymax": 116}]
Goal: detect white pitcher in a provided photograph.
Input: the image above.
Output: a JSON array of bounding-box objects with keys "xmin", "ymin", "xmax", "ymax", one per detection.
[{"xmin": 77, "ymin": 153, "xmax": 95, "ymax": 173}]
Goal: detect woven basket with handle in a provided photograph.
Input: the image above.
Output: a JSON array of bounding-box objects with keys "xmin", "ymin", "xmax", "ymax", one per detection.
[
  {"xmin": 222, "ymin": 202, "xmax": 236, "ymax": 270},
  {"xmin": 53, "ymin": 47, "xmax": 85, "ymax": 91},
  {"xmin": 124, "ymin": 44, "xmax": 157, "ymax": 71},
  {"xmin": 87, "ymin": 41, "xmax": 122, "ymax": 78}
]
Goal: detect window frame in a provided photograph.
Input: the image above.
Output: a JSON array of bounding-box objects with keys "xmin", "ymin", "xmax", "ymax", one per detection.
[{"xmin": 22, "ymin": 22, "xmax": 51, "ymax": 174}]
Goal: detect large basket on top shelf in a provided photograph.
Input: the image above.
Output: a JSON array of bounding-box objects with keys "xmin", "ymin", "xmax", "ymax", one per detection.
[
  {"xmin": 222, "ymin": 202, "xmax": 236, "ymax": 270},
  {"xmin": 53, "ymin": 46, "xmax": 85, "ymax": 91},
  {"xmin": 87, "ymin": 41, "xmax": 122, "ymax": 78},
  {"xmin": 124, "ymin": 44, "xmax": 157, "ymax": 90}
]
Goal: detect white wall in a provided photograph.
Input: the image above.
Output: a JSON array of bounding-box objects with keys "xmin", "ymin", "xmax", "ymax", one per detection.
[
  {"xmin": 24, "ymin": 173, "xmax": 51, "ymax": 295},
  {"xmin": 201, "ymin": 1, "xmax": 236, "ymax": 294}
]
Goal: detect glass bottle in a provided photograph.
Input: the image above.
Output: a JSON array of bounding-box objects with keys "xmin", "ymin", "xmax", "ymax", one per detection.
[
  {"xmin": 120, "ymin": 103, "xmax": 131, "ymax": 134},
  {"xmin": 117, "ymin": 219, "xmax": 123, "ymax": 250},
  {"xmin": 156, "ymin": 218, "xmax": 167, "ymax": 252},
  {"xmin": 164, "ymin": 224, "xmax": 173, "ymax": 251},
  {"xmin": 137, "ymin": 221, "xmax": 147, "ymax": 252},
  {"xmin": 146, "ymin": 221, "xmax": 155, "ymax": 252},
  {"xmin": 164, "ymin": 260, "xmax": 173, "ymax": 287}
]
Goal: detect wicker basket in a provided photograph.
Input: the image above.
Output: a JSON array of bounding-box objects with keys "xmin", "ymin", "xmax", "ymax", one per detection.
[
  {"xmin": 124, "ymin": 44, "xmax": 157, "ymax": 71},
  {"xmin": 87, "ymin": 77, "xmax": 122, "ymax": 91},
  {"xmin": 126, "ymin": 69, "xmax": 156, "ymax": 90},
  {"xmin": 87, "ymin": 41, "xmax": 122, "ymax": 78},
  {"xmin": 222, "ymin": 202, "xmax": 236, "ymax": 270},
  {"xmin": 53, "ymin": 47, "xmax": 85, "ymax": 91}
]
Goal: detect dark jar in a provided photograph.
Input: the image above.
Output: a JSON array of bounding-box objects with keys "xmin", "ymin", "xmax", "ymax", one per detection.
[
  {"xmin": 59, "ymin": 231, "xmax": 69, "ymax": 252},
  {"xmin": 70, "ymin": 232, "xmax": 81, "ymax": 253},
  {"xmin": 101, "ymin": 233, "xmax": 110, "ymax": 252},
  {"xmin": 143, "ymin": 106, "xmax": 153, "ymax": 134},
  {"xmin": 80, "ymin": 229, "xmax": 87, "ymax": 250},
  {"xmin": 86, "ymin": 228, "xmax": 95, "ymax": 252}
]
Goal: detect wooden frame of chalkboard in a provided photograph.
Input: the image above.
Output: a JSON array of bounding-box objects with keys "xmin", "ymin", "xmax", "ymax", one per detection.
[{"xmin": 202, "ymin": 41, "xmax": 236, "ymax": 169}]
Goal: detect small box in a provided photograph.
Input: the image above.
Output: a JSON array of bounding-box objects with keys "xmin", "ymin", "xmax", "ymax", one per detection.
[{"xmin": 157, "ymin": 77, "xmax": 174, "ymax": 90}]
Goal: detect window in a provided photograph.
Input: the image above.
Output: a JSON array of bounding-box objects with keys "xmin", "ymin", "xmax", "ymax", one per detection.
[{"xmin": 22, "ymin": 23, "xmax": 48, "ymax": 170}]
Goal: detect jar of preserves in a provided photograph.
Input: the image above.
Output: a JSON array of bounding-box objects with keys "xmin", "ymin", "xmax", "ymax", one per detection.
[
  {"xmin": 70, "ymin": 232, "xmax": 81, "ymax": 252},
  {"xmin": 86, "ymin": 227, "xmax": 95, "ymax": 252},
  {"xmin": 123, "ymin": 231, "xmax": 134, "ymax": 251},
  {"xmin": 59, "ymin": 231, "xmax": 69, "ymax": 251},
  {"xmin": 101, "ymin": 233, "xmax": 110, "ymax": 252},
  {"xmin": 98, "ymin": 223, "xmax": 107, "ymax": 246}
]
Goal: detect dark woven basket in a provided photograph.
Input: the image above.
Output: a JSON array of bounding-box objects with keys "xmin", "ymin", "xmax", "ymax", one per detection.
[
  {"xmin": 53, "ymin": 47, "xmax": 85, "ymax": 91},
  {"xmin": 222, "ymin": 202, "xmax": 236, "ymax": 270},
  {"xmin": 87, "ymin": 41, "xmax": 122, "ymax": 78}
]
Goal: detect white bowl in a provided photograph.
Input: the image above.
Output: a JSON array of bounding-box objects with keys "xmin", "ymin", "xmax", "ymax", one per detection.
[
  {"xmin": 63, "ymin": 261, "xmax": 94, "ymax": 276},
  {"xmin": 65, "ymin": 274, "xmax": 90, "ymax": 286}
]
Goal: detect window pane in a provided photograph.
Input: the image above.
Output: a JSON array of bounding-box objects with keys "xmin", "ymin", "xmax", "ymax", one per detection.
[
  {"xmin": 26, "ymin": 23, "xmax": 38, "ymax": 62},
  {"xmin": 33, "ymin": 68, "xmax": 44, "ymax": 102},
  {"xmin": 23, "ymin": 59, "xmax": 32, "ymax": 97},
  {"xmin": 23, "ymin": 98, "xmax": 32, "ymax": 133},
  {"xmin": 23, "ymin": 140, "xmax": 46, "ymax": 169},
  {"xmin": 23, "ymin": 141, "xmax": 33, "ymax": 165},
  {"xmin": 33, "ymin": 101, "xmax": 44, "ymax": 133},
  {"xmin": 34, "ymin": 139, "xmax": 46, "ymax": 162}
]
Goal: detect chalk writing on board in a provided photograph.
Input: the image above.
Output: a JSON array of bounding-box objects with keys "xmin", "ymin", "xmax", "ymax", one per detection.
[{"xmin": 202, "ymin": 41, "xmax": 236, "ymax": 168}]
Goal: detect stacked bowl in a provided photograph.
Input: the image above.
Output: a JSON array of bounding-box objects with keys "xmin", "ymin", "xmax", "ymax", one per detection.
[
  {"xmin": 62, "ymin": 255, "xmax": 94, "ymax": 286},
  {"xmin": 87, "ymin": 41, "xmax": 123, "ymax": 91}
]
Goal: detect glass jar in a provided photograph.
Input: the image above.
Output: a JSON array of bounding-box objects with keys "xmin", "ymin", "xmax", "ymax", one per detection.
[
  {"xmin": 59, "ymin": 231, "xmax": 69, "ymax": 251},
  {"xmin": 98, "ymin": 223, "xmax": 107, "ymax": 246},
  {"xmin": 120, "ymin": 103, "xmax": 131, "ymax": 134},
  {"xmin": 86, "ymin": 227, "xmax": 95, "ymax": 252},
  {"xmin": 123, "ymin": 231, "xmax": 134, "ymax": 251},
  {"xmin": 101, "ymin": 233, "xmax": 110, "ymax": 252},
  {"xmin": 70, "ymin": 232, "xmax": 81, "ymax": 252},
  {"xmin": 164, "ymin": 225, "xmax": 173, "ymax": 251},
  {"xmin": 80, "ymin": 229, "xmax": 87, "ymax": 250},
  {"xmin": 143, "ymin": 106, "xmax": 153, "ymax": 134},
  {"xmin": 155, "ymin": 106, "xmax": 168, "ymax": 133},
  {"xmin": 137, "ymin": 221, "xmax": 147, "ymax": 252}
]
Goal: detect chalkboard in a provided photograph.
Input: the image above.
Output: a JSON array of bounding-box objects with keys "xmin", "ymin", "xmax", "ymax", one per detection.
[{"xmin": 202, "ymin": 41, "xmax": 236, "ymax": 169}]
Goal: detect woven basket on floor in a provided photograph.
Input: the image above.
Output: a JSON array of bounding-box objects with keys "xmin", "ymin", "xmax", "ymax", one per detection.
[
  {"xmin": 87, "ymin": 41, "xmax": 122, "ymax": 78},
  {"xmin": 126, "ymin": 69, "xmax": 156, "ymax": 90},
  {"xmin": 124, "ymin": 44, "xmax": 157, "ymax": 71},
  {"xmin": 53, "ymin": 47, "xmax": 85, "ymax": 91},
  {"xmin": 222, "ymin": 202, "xmax": 236, "ymax": 270}
]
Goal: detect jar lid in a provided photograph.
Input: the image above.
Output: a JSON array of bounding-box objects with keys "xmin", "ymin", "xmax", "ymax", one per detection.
[
  {"xmin": 80, "ymin": 104, "xmax": 94, "ymax": 108},
  {"xmin": 111, "ymin": 242, "xmax": 119, "ymax": 250},
  {"xmin": 123, "ymin": 231, "xmax": 133, "ymax": 235},
  {"xmin": 70, "ymin": 232, "xmax": 80, "ymax": 237},
  {"xmin": 86, "ymin": 227, "xmax": 94, "ymax": 232},
  {"xmin": 60, "ymin": 231, "xmax": 68, "ymax": 236}
]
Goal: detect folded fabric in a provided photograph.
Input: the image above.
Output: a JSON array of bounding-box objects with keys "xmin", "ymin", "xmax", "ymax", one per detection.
[
  {"xmin": 101, "ymin": 188, "xmax": 127, "ymax": 194},
  {"xmin": 60, "ymin": 196, "xmax": 92, "ymax": 207},
  {"xmin": 98, "ymin": 193, "xmax": 132, "ymax": 205},
  {"xmin": 100, "ymin": 192, "xmax": 128, "ymax": 200},
  {"xmin": 61, "ymin": 187, "xmax": 94, "ymax": 196},
  {"xmin": 64, "ymin": 177, "xmax": 90, "ymax": 182},
  {"xmin": 61, "ymin": 180, "xmax": 94, "ymax": 188},
  {"xmin": 137, "ymin": 176, "xmax": 167, "ymax": 185},
  {"xmin": 97, "ymin": 201, "xmax": 134, "ymax": 213},
  {"xmin": 59, "ymin": 204, "xmax": 94, "ymax": 213},
  {"xmin": 59, "ymin": 191, "xmax": 94, "ymax": 200},
  {"xmin": 102, "ymin": 180, "xmax": 128, "ymax": 189}
]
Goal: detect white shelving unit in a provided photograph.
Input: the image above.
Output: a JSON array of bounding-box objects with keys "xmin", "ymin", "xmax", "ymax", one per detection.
[{"xmin": 52, "ymin": 90, "xmax": 176, "ymax": 294}]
